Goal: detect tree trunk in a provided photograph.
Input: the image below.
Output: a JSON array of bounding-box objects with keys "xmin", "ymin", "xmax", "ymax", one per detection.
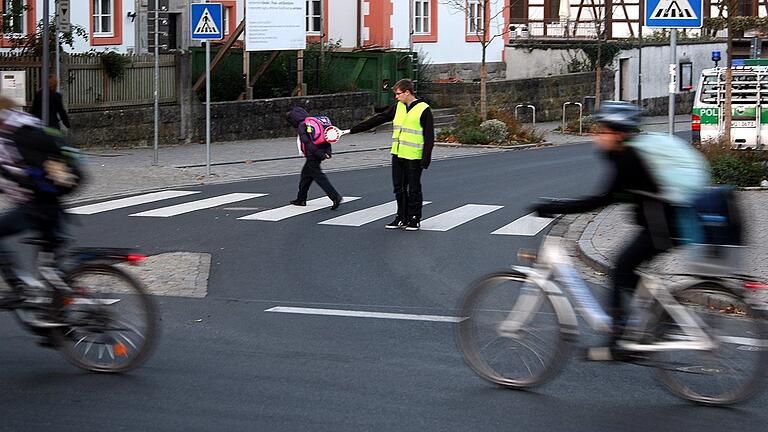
[
  {"xmin": 595, "ymin": 36, "xmax": 603, "ymax": 110},
  {"xmin": 723, "ymin": 10, "xmax": 734, "ymax": 145},
  {"xmin": 480, "ymin": 47, "xmax": 488, "ymax": 121}
]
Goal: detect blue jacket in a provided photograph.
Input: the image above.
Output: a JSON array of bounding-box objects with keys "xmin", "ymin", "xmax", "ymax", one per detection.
[{"xmin": 287, "ymin": 107, "xmax": 332, "ymax": 162}]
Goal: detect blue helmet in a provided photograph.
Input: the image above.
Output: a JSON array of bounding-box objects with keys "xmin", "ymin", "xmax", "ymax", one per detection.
[{"xmin": 593, "ymin": 101, "xmax": 643, "ymax": 132}]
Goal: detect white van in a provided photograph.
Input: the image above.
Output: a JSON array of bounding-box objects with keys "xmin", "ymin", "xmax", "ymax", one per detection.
[{"xmin": 692, "ymin": 60, "xmax": 768, "ymax": 149}]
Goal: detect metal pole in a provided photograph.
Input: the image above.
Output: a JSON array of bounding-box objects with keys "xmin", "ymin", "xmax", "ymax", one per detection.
[
  {"xmin": 153, "ymin": 0, "xmax": 160, "ymax": 165},
  {"xmin": 637, "ymin": 26, "xmax": 642, "ymax": 105},
  {"xmin": 206, "ymin": 39, "xmax": 211, "ymax": 176},
  {"xmin": 55, "ymin": 6, "xmax": 60, "ymax": 92},
  {"xmin": 669, "ymin": 29, "xmax": 677, "ymax": 136},
  {"xmin": 42, "ymin": 0, "xmax": 50, "ymax": 126}
]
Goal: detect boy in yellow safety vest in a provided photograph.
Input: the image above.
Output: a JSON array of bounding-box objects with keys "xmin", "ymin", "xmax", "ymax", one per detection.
[{"xmin": 347, "ymin": 79, "xmax": 434, "ymax": 231}]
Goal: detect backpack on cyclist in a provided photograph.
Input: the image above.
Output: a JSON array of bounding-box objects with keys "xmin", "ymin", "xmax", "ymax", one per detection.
[
  {"xmin": 692, "ymin": 186, "xmax": 744, "ymax": 246},
  {"xmin": 304, "ymin": 116, "xmax": 334, "ymax": 145},
  {"xmin": 14, "ymin": 125, "xmax": 86, "ymax": 197},
  {"xmin": 626, "ymin": 133, "xmax": 711, "ymax": 206}
]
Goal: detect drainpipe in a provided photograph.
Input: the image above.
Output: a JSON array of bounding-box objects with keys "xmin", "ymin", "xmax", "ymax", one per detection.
[{"xmin": 356, "ymin": 0, "xmax": 362, "ymax": 48}]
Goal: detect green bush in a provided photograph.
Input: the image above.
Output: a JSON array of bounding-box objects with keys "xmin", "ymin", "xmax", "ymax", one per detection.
[
  {"xmin": 454, "ymin": 127, "xmax": 491, "ymax": 145},
  {"xmin": 710, "ymin": 154, "xmax": 766, "ymax": 187}
]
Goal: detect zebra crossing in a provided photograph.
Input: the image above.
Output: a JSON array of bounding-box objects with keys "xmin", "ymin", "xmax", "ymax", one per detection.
[{"xmin": 67, "ymin": 190, "xmax": 555, "ymax": 236}]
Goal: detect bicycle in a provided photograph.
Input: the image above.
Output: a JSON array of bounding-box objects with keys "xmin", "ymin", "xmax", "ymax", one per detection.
[
  {"xmin": 1, "ymin": 237, "xmax": 159, "ymax": 373},
  {"xmin": 456, "ymin": 218, "xmax": 768, "ymax": 406}
]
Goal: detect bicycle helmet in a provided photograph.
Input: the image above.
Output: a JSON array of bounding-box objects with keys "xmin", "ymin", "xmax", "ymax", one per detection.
[{"xmin": 593, "ymin": 101, "xmax": 643, "ymax": 132}]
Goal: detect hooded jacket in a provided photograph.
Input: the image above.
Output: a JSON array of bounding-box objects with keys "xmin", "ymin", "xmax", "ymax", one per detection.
[{"xmin": 287, "ymin": 107, "xmax": 332, "ymax": 162}]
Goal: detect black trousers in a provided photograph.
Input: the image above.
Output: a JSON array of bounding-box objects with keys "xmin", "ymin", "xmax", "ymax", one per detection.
[
  {"xmin": 296, "ymin": 159, "xmax": 340, "ymax": 201},
  {"xmin": 611, "ymin": 228, "xmax": 672, "ymax": 324},
  {"xmin": 391, "ymin": 155, "xmax": 423, "ymax": 221}
]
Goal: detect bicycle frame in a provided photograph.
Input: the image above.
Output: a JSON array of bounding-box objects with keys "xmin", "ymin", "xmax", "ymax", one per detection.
[{"xmin": 506, "ymin": 235, "xmax": 716, "ymax": 353}]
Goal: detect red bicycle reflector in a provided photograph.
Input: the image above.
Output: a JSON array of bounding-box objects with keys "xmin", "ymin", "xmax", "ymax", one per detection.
[
  {"xmin": 114, "ymin": 343, "xmax": 129, "ymax": 357},
  {"xmin": 744, "ymin": 282, "xmax": 768, "ymax": 290},
  {"xmin": 692, "ymin": 114, "xmax": 701, "ymax": 131},
  {"xmin": 126, "ymin": 254, "xmax": 147, "ymax": 265}
]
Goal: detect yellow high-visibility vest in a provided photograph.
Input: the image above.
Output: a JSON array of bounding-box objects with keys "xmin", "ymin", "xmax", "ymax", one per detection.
[{"xmin": 391, "ymin": 101, "xmax": 429, "ymax": 160}]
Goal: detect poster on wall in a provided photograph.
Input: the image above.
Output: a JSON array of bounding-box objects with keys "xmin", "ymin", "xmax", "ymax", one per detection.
[{"xmin": 245, "ymin": 0, "xmax": 306, "ymax": 51}]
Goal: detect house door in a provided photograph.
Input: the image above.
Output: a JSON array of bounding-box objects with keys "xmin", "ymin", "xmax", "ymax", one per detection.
[{"xmin": 619, "ymin": 58, "xmax": 631, "ymax": 101}]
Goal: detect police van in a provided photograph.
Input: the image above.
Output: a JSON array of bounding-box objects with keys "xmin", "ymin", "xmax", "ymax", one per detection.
[{"xmin": 692, "ymin": 59, "xmax": 768, "ymax": 149}]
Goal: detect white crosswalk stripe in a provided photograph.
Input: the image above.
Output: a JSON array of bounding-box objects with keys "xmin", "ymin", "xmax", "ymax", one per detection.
[
  {"xmin": 318, "ymin": 200, "xmax": 432, "ymax": 227},
  {"xmin": 491, "ymin": 212, "xmax": 555, "ymax": 236},
  {"xmin": 130, "ymin": 193, "xmax": 267, "ymax": 217},
  {"xmin": 67, "ymin": 190, "xmax": 201, "ymax": 215},
  {"xmin": 420, "ymin": 204, "xmax": 504, "ymax": 232},
  {"xmin": 238, "ymin": 196, "xmax": 361, "ymax": 221}
]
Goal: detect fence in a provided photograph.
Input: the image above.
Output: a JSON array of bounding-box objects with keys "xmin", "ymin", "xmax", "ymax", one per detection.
[{"xmin": 0, "ymin": 53, "xmax": 178, "ymax": 110}]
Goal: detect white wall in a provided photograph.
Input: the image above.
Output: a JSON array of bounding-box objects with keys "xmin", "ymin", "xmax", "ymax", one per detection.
[
  {"xmin": 505, "ymin": 48, "xmax": 588, "ymax": 79},
  {"xmin": 328, "ymin": 0, "xmax": 359, "ymax": 48},
  {"xmin": 613, "ymin": 42, "xmax": 727, "ymax": 101},
  {"xmin": 405, "ymin": 1, "xmax": 506, "ymax": 64},
  {"xmin": 64, "ymin": 0, "xmax": 135, "ymax": 53}
]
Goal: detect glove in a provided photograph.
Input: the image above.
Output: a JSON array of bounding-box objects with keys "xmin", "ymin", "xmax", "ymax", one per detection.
[{"xmin": 421, "ymin": 160, "xmax": 430, "ymax": 170}]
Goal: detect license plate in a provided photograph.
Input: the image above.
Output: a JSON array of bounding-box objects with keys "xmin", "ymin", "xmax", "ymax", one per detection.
[{"xmin": 732, "ymin": 120, "xmax": 756, "ymax": 128}]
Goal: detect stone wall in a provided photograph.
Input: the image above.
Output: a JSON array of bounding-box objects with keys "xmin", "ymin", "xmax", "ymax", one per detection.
[
  {"xmin": 640, "ymin": 92, "xmax": 696, "ymax": 116},
  {"xmin": 422, "ymin": 71, "xmax": 614, "ymax": 122},
  {"xmin": 425, "ymin": 62, "xmax": 506, "ymax": 82},
  {"xmin": 68, "ymin": 92, "xmax": 374, "ymax": 148}
]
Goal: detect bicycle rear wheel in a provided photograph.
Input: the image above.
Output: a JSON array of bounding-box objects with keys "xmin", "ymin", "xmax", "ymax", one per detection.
[
  {"xmin": 52, "ymin": 264, "xmax": 159, "ymax": 373},
  {"xmin": 457, "ymin": 270, "xmax": 571, "ymax": 388},
  {"xmin": 652, "ymin": 281, "xmax": 768, "ymax": 405}
]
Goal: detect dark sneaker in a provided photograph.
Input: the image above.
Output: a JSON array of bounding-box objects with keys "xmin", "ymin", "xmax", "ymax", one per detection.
[
  {"xmin": 385, "ymin": 217, "xmax": 404, "ymax": 229},
  {"xmin": 290, "ymin": 199, "xmax": 306, "ymax": 206},
  {"xmin": 405, "ymin": 217, "xmax": 420, "ymax": 231},
  {"xmin": 331, "ymin": 196, "xmax": 343, "ymax": 210}
]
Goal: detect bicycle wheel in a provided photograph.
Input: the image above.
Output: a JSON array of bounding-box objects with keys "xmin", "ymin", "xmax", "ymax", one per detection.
[
  {"xmin": 51, "ymin": 264, "xmax": 159, "ymax": 373},
  {"xmin": 652, "ymin": 281, "xmax": 768, "ymax": 405},
  {"xmin": 457, "ymin": 270, "xmax": 571, "ymax": 388}
]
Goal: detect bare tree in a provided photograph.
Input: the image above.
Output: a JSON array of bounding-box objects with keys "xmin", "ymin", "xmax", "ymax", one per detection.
[
  {"xmin": 723, "ymin": 0, "xmax": 737, "ymax": 145},
  {"xmin": 442, "ymin": 0, "xmax": 510, "ymax": 120}
]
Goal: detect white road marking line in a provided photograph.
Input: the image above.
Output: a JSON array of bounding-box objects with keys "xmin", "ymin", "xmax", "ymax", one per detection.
[
  {"xmin": 318, "ymin": 201, "xmax": 432, "ymax": 227},
  {"xmin": 420, "ymin": 204, "xmax": 504, "ymax": 232},
  {"xmin": 265, "ymin": 306, "xmax": 466, "ymax": 323},
  {"xmin": 239, "ymin": 196, "xmax": 361, "ymax": 221},
  {"xmin": 130, "ymin": 193, "xmax": 267, "ymax": 217},
  {"xmin": 491, "ymin": 213, "xmax": 556, "ymax": 236},
  {"xmin": 67, "ymin": 190, "xmax": 201, "ymax": 215}
]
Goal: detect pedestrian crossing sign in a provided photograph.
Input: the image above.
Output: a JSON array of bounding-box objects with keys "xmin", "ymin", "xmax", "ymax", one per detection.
[
  {"xmin": 645, "ymin": 0, "xmax": 703, "ymax": 28},
  {"xmin": 191, "ymin": 3, "xmax": 224, "ymax": 40}
]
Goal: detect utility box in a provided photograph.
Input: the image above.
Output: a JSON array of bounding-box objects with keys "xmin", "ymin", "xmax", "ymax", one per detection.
[
  {"xmin": 329, "ymin": 50, "xmax": 414, "ymax": 108},
  {"xmin": 0, "ymin": 71, "xmax": 26, "ymax": 108}
]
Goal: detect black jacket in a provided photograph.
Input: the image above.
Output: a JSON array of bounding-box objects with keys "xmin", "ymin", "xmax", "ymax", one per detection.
[
  {"xmin": 287, "ymin": 107, "xmax": 332, "ymax": 162},
  {"xmin": 350, "ymin": 99, "xmax": 434, "ymax": 168},
  {"xmin": 31, "ymin": 90, "xmax": 71, "ymax": 129},
  {"xmin": 536, "ymin": 143, "xmax": 677, "ymax": 233}
]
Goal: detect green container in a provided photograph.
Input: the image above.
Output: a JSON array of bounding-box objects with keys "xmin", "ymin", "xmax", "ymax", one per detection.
[{"xmin": 325, "ymin": 50, "xmax": 414, "ymax": 108}]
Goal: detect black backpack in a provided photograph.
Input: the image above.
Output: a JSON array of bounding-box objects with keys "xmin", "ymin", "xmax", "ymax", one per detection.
[{"xmin": 12, "ymin": 125, "xmax": 86, "ymax": 197}]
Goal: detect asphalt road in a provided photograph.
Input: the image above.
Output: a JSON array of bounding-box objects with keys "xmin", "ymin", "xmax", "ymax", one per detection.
[{"xmin": 1, "ymin": 142, "xmax": 766, "ymax": 431}]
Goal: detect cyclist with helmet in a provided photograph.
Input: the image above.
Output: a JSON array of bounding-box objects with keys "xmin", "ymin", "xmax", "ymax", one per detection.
[{"xmin": 531, "ymin": 101, "xmax": 685, "ymax": 361}]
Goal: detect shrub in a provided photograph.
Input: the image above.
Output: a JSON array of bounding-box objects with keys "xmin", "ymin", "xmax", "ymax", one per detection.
[
  {"xmin": 480, "ymin": 119, "xmax": 508, "ymax": 143},
  {"xmin": 454, "ymin": 127, "xmax": 491, "ymax": 145},
  {"xmin": 710, "ymin": 153, "xmax": 766, "ymax": 187}
]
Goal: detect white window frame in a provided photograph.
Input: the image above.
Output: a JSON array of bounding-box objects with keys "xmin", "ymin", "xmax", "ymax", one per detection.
[
  {"xmin": 223, "ymin": 6, "xmax": 230, "ymax": 36},
  {"xmin": 3, "ymin": 0, "xmax": 27, "ymax": 37},
  {"xmin": 413, "ymin": 0, "xmax": 430, "ymax": 35},
  {"xmin": 306, "ymin": 0, "xmax": 322, "ymax": 34},
  {"xmin": 93, "ymin": 0, "xmax": 114, "ymax": 37},
  {"xmin": 467, "ymin": 0, "xmax": 484, "ymax": 35}
]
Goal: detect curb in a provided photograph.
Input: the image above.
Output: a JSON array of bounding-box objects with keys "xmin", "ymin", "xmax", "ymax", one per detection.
[{"xmin": 576, "ymin": 205, "xmax": 615, "ymax": 274}]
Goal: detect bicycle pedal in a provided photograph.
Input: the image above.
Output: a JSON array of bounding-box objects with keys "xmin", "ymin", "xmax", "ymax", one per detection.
[{"xmin": 585, "ymin": 347, "xmax": 615, "ymax": 362}]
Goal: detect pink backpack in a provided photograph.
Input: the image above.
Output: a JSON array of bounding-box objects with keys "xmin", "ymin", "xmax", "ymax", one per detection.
[{"xmin": 304, "ymin": 116, "xmax": 333, "ymax": 145}]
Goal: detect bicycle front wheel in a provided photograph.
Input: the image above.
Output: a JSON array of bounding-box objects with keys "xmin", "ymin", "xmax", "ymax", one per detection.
[
  {"xmin": 52, "ymin": 264, "xmax": 159, "ymax": 373},
  {"xmin": 652, "ymin": 281, "xmax": 768, "ymax": 406},
  {"xmin": 457, "ymin": 270, "xmax": 571, "ymax": 388}
]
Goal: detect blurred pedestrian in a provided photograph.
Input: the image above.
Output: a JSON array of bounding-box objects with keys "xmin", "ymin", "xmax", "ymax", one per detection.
[{"xmin": 31, "ymin": 75, "xmax": 70, "ymax": 130}]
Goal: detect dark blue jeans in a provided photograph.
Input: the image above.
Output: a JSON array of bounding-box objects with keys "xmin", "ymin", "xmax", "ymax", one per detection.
[
  {"xmin": 0, "ymin": 201, "xmax": 63, "ymax": 286},
  {"xmin": 391, "ymin": 155, "xmax": 423, "ymax": 221}
]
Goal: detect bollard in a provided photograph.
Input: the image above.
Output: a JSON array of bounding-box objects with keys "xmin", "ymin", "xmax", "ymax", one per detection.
[
  {"xmin": 562, "ymin": 102, "xmax": 583, "ymax": 134},
  {"xmin": 515, "ymin": 104, "xmax": 536, "ymax": 125}
]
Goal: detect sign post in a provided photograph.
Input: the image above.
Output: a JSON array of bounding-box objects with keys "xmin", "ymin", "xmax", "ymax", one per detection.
[
  {"xmin": 645, "ymin": 0, "xmax": 703, "ymax": 135},
  {"xmin": 191, "ymin": 2, "xmax": 224, "ymax": 176}
]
